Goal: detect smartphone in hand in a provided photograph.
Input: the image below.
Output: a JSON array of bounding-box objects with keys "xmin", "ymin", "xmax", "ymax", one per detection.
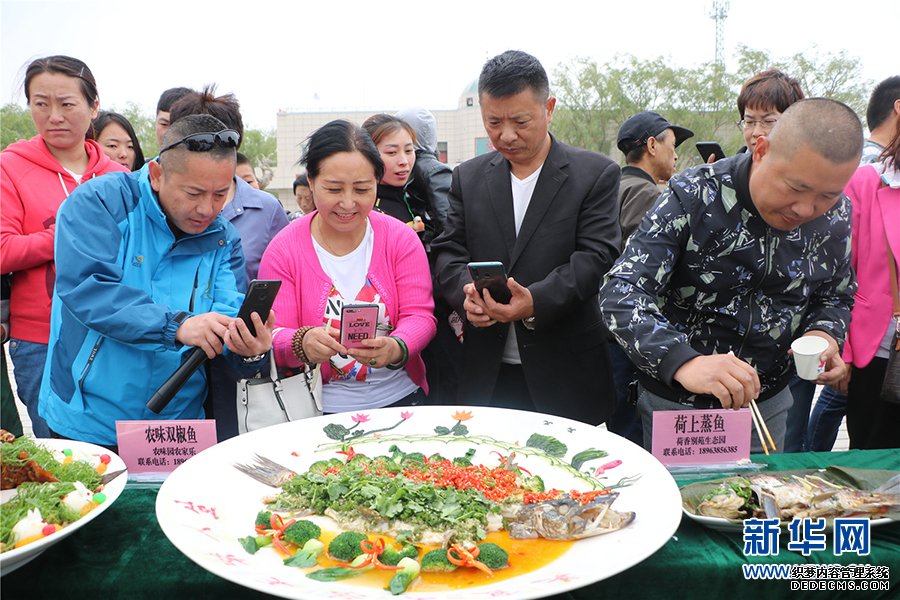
[
  {"xmin": 237, "ymin": 279, "xmax": 281, "ymax": 337},
  {"xmin": 696, "ymin": 142, "xmax": 726, "ymax": 163},
  {"xmin": 340, "ymin": 303, "xmax": 379, "ymax": 349},
  {"xmin": 467, "ymin": 261, "xmax": 512, "ymax": 304}
]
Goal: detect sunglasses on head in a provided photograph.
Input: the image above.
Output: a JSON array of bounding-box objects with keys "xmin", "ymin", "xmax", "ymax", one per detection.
[{"xmin": 158, "ymin": 129, "xmax": 240, "ymax": 155}]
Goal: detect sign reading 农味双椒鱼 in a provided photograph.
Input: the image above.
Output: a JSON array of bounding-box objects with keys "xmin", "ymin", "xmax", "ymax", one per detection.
[
  {"xmin": 115, "ymin": 420, "xmax": 217, "ymax": 478},
  {"xmin": 651, "ymin": 409, "xmax": 751, "ymax": 465}
]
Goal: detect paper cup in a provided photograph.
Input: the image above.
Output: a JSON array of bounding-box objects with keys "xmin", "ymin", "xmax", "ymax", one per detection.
[{"xmin": 791, "ymin": 336, "xmax": 829, "ymax": 380}]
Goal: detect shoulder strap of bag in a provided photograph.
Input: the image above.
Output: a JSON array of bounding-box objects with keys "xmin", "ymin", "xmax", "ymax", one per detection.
[
  {"xmin": 268, "ymin": 349, "xmax": 323, "ymax": 415},
  {"xmin": 303, "ymin": 363, "xmax": 324, "ymax": 412}
]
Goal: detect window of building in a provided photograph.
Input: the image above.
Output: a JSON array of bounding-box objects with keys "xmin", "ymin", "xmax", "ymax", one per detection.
[
  {"xmin": 475, "ymin": 137, "xmax": 492, "ymax": 156},
  {"xmin": 437, "ymin": 141, "xmax": 448, "ymax": 163}
]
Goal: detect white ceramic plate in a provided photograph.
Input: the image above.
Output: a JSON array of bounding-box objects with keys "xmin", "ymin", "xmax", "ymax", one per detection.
[
  {"xmin": 156, "ymin": 406, "xmax": 682, "ymax": 599},
  {"xmin": 682, "ymin": 508, "xmax": 894, "ymax": 534},
  {"xmin": 681, "ymin": 470, "xmax": 897, "ymax": 533},
  {"xmin": 0, "ymin": 439, "xmax": 128, "ymax": 575}
]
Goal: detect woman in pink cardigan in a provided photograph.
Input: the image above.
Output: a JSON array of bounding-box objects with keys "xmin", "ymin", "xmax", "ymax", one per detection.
[
  {"xmin": 836, "ymin": 120, "xmax": 900, "ymax": 449},
  {"xmin": 258, "ymin": 120, "xmax": 436, "ymax": 413}
]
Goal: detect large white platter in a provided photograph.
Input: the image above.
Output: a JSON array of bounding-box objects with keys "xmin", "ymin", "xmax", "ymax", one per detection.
[
  {"xmin": 156, "ymin": 406, "xmax": 682, "ymax": 599},
  {"xmin": 0, "ymin": 438, "xmax": 128, "ymax": 575}
]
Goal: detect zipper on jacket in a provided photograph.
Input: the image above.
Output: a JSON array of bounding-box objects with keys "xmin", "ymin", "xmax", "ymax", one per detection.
[
  {"xmin": 737, "ymin": 228, "xmax": 772, "ymax": 358},
  {"xmin": 77, "ymin": 337, "xmax": 105, "ymax": 393},
  {"xmin": 189, "ymin": 267, "xmax": 200, "ymax": 312}
]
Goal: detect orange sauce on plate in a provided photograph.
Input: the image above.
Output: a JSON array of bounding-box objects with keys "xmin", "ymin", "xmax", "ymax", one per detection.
[{"xmin": 313, "ymin": 530, "xmax": 574, "ymax": 592}]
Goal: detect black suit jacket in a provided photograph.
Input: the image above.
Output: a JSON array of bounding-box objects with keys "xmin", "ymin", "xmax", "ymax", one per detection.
[{"xmin": 431, "ymin": 135, "xmax": 621, "ymax": 424}]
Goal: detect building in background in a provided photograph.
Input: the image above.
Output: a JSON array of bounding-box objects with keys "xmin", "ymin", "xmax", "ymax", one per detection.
[{"xmin": 270, "ymin": 81, "xmax": 488, "ymax": 211}]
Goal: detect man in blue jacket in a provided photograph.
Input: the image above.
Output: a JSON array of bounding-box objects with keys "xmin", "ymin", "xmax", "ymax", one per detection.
[
  {"xmin": 599, "ymin": 99, "xmax": 862, "ymax": 453},
  {"xmin": 39, "ymin": 114, "xmax": 273, "ymax": 447}
]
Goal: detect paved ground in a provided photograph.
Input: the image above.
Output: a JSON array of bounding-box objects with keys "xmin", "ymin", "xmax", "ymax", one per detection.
[{"xmin": 4, "ymin": 346, "xmax": 850, "ymax": 451}]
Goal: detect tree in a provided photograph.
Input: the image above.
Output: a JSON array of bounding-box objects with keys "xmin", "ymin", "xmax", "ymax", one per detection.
[
  {"xmin": 550, "ymin": 45, "xmax": 871, "ymax": 167},
  {"xmin": 1, "ymin": 104, "xmax": 36, "ymax": 150},
  {"xmin": 114, "ymin": 101, "xmax": 159, "ymax": 158},
  {"xmin": 238, "ymin": 128, "xmax": 277, "ymax": 188}
]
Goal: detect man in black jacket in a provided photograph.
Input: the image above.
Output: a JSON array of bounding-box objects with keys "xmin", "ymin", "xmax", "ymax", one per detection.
[
  {"xmin": 432, "ymin": 50, "xmax": 621, "ymax": 424},
  {"xmin": 599, "ymin": 98, "xmax": 862, "ymax": 452}
]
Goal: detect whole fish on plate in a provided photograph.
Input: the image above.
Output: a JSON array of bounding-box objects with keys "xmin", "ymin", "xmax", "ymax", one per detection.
[{"xmin": 694, "ymin": 472, "xmax": 900, "ymax": 521}]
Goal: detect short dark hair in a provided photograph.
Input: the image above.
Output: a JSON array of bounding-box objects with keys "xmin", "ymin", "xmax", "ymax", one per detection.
[
  {"xmin": 91, "ymin": 111, "xmax": 145, "ymax": 171},
  {"xmin": 361, "ymin": 113, "xmax": 418, "ymax": 147},
  {"xmin": 624, "ymin": 129, "xmax": 671, "ymax": 164},
  {"xmin": 865, "ymin": 76, "xmax": 900, "ymax": 131},
  {"xmin": 156, "ymin": 87, "xmax": 194, "ymax": 113},
  {"xmin": 768, "ymin": 98, "xmax": 863, "ymax": 164},
  {"xmin": 737, "ymin": 69, "xmax": 804, "ymax": 118},
  {"xmin": 301, "ymin": 120, "xmax": 383, "ymax": 181},
  {"xmin": 159, "ymin": 114, "xmax": 236, "ymax": 171},
  {"xmin": 168, "ymin": 85, "xmax": 244, "ymax": 148},
  {"xmin": 25, "ymin": 55, "xmax": 98, "ymax": 107},
  {"xmin": 236, "ymin": 151, "xmax": 252, "ymax": 167},
  {"xmin": 478, "ymin": 50, "xmax": 549, "ymax": 101},
  {"xmin": 292, "ymin": 173, "xmax": 309, "ymax": 194}
]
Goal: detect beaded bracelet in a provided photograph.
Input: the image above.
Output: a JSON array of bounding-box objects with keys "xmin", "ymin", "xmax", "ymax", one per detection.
[
  {"xmin": 386, "ymin": 336, "xmax": 409, "ymax": 370},
  {"xmin": 291, "ymin": 326, "xmax": 315, "ymax": 364}
]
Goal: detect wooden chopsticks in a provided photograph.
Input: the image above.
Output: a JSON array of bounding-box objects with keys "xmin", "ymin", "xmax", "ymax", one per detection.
[{"xmin": 749, "ymin": 398, "xmax": 776, "ymax": 455}]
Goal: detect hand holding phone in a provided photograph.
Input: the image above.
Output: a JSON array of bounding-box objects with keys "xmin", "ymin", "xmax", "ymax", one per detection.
[
  {"xmin": 696, "ymin": 142, "xmax": 726, "ymax": 163},
  {"xmin": 340, "ymin": 303, "xmax": 379, "ymax": 349},
  {"xmin": 237, "ymin": 280, "xmax": 281, "ymax": 337},
  {"xmin": 467, "ymin": 261, "xmax": 512, "ymax": 304}
]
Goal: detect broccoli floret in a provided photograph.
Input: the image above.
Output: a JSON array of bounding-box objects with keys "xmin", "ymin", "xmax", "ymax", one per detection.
[
  {"xmin": 428, "ymin": 453, "xmax": 446, "ymax": 463},
  {"xmin": 476, "ymin": 542, "xmax": 509, "ymax": 569},
  {"xmin": 521, "ymin": 475, "xmax": 545, "ymax": 493},
  {"xmin": 307, "ymin": 460, "xmax": 335, "ymax": 474},
  {"xmin": 402, "ymin": 452, "xmax": 426, "ymax": 467},
  {"xmin": 348, "ymin": 454, "xmax": 372, "ymax": 467},
  {"xmin": 255, "ymin": 510, "xmax": 273, "ymax": 528},
  {"xmin": 420, "ymin": 548, "xmax": 457, "ymax": 573},
  {"xmin": 378, "ymin": 541, "xmax": 418, "ymax": 566},
  {"xmin": 328, "ymin": 531, "xmax": 368, "ymax": 562},
  {"xmin": 283, "ymin": 519, "xmax": 321, "ymax": 547},
  {"xmin": 388, "ymin": 557, "xmax": 421, "ymax": 595}
]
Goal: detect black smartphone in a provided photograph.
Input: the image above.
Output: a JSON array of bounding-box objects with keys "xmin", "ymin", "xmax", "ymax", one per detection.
[
  {"xmin": 696, "ymin": 142, "xmax": 726, "ymax": 163},
  {"xmin": 467, "ymin": 261, "xmax": 512, "ymax": 304},
  {"xmin": 237, "ymin": 279, "xmax": 281, "ymax": 336}
]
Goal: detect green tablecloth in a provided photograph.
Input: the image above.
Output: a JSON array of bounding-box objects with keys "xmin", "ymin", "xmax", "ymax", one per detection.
[{"xmin": 2, "ymin": 450, "xmax": 898, "ymax": 599}]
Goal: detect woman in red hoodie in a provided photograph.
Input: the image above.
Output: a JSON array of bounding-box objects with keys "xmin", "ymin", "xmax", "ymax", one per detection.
[{"xmin": 0, "ymin": 55, "xmax": 127, "ymax": 437}]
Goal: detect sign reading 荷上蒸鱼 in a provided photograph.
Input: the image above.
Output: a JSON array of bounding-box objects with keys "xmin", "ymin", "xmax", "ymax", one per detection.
[
  {"xmin": 652, "ymin": 409, "xmax": 751, "ymax": 465},
  {"xmin": 116, "ymin": 420, "xmax": 217, "ymax": 478}
]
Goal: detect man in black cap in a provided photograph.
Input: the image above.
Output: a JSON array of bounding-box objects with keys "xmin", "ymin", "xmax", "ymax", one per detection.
[
  {"xmin": 599, "ymin": 98, "xmax": 862, "ymax": 454},
  {"xmin": 606, "ymin": 112, "xmax": 693, "ymax": 444},
  {"xmin": 615, "ymin": 111, "xmax": 693, "ymax": 249}
]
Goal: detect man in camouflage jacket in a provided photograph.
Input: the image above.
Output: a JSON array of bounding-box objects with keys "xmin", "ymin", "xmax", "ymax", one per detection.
[{"xmin": 599, "ymin": 99, "xmax": 863, "ymax": 452}]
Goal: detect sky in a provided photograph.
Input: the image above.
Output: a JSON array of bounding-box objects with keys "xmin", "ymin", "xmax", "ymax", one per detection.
[{"xmin": 2, "ymin": 0, "xmax": 898, "ymax": 132}]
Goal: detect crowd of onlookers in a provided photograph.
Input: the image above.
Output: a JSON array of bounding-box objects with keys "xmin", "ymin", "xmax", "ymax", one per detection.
[{"xmin": 1, "ymin": 51, "xmax": 897, "ymax": 454}]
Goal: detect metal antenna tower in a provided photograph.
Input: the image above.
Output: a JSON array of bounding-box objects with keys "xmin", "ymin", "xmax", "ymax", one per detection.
[{"xmin": 709, "ymin": 0, "xmax": 730, "ymax": 65}]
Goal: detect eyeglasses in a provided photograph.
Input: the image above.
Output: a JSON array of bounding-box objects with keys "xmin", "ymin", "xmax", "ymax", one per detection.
[
  {"xmin": 738, "ymin": 118, "xmax": 778, "ymax": 131},
  {"xmin": 158, "ymin": 129, "xmax": 240, "ymax": 154}
]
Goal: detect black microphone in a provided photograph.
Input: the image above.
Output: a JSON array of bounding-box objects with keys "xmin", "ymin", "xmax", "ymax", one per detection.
[{"xmin": 146, "ymin": 347, "xmax": 208, "ymax": 414}]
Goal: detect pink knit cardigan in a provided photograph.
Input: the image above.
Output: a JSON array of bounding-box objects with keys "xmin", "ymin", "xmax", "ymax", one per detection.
[{"xmin": 258, "ymin": 210, "xmax": 436, "ymax": 393}]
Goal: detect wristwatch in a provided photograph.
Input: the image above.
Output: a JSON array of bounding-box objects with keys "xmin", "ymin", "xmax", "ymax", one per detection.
[
  {"xmin": 242, "ymin": 352, "xmax": 267, "ymax": 363},
  {"xmin": 523, "ymin": 316, "xmax": 537, "ymax": 331}
]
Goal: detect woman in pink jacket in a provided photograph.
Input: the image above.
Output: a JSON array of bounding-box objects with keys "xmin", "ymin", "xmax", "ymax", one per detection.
[
  {"xmin": 258, "ymin": 120, "xmax": 436, "ymax": 413},
  {"xmin": 837, "ymin": 119, "xmax": 900, "ymax": 449},
  {"xmin": 0, "ymin": 56, "xmax": 126, "ymax": 437}
]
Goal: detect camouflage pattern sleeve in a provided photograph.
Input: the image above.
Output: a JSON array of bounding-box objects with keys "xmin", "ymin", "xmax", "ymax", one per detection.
[{"xmin": 598, "ymin": 184, "xmax": 702, "ymax": 386}]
